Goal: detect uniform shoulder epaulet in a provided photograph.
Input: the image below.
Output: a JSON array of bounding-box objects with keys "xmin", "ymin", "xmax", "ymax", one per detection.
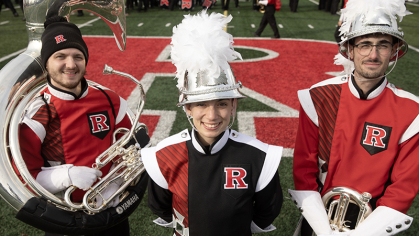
[{"xmin": 155, "ymin": 129, "xmax": 191, "ymax": 152}]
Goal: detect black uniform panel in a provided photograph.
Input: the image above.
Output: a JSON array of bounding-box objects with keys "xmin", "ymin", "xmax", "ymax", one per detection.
[{"xmin": 187, "ymin": 139, "xmax": 266, "ymax": 236}]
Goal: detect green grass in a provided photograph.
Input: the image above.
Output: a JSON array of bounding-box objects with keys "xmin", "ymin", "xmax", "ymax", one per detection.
[{"xmin": 1, "ymin": 0, "xmax": 419, "ymax": 235}]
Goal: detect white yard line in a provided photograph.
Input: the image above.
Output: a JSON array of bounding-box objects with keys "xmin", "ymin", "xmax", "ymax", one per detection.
[
  {"xmin": 138, "ymin": 23, "xmax": 144, "ymax": 27},
  {"xmin": 0, "ymin": 48, "xmax": 26, "ymax": 63},
  {"xmin": 0, "ymin": 21, "xmax": 9, "ymax": 25},
  {"xmin": 409, "ymin": 45, "xmax": 419, "ymax": 53},
  {"xmin": 165, "ymin": 23, "xmax": 171, "ymax": 27},
  {"xmin": 406, "ymin": 2, "xmax": 419, "ymax": 7},
  {"xmin": 308, "ymin": 0, "xmax": 319, "ymax": 5},
  {"xmin": 76, "ymin": 17, "xmax": 100, "ymax": 28},
  {"xmin": 278, "ymin": 24, "xmax": 283, "ymax": 28},
  {"xmin": 251, "ymin": 24, "xmax": 255, "ymax": 28},
  {"xmin": 308, "ymin": 24, "xmax": 314, "ymax": 29}
]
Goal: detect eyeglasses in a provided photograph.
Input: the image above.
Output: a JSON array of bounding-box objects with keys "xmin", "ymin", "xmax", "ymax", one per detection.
[{"xmin": 354, "ymin": 42, "xmax": 394, "ymax": 56}]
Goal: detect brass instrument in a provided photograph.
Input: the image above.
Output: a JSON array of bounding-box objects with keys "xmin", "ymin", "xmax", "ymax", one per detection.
[
  {"xmin": 322, "ymin": 187, "xmax": 373, "ymax": 232},
  {"xmin": 63, "ymin": 65, "xmax": 148, "ymax": 212},
  {"xmin": 256, "ymin": 0, "xmax": 265, "ymax": 13}
]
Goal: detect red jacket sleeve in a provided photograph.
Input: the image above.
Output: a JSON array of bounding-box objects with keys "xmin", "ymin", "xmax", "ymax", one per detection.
[
  {"xmin": 293, "ymin": 105, "xmax": 320, "ymax": 191},
  {"xmin": 275, "ymin": 0, "xmax": 281, "ymax": 11},
  {"xmin": 377, "ymin": 133, "xmax": 419, "ymax": 213},
  {"xmin": 19, "ymin": 124, "xmax": 44, "ymax": 179}
]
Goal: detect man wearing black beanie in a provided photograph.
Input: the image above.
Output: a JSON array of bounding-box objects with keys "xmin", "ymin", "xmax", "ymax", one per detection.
[{"xmin": 18, "ymin": 16, "xmax": 137, "ymax": 236}]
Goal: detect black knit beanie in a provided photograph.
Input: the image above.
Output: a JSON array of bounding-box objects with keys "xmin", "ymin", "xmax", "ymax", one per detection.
[{"xmin": 41, "ymin": 16, "xmax": 89, "ymax": 68}]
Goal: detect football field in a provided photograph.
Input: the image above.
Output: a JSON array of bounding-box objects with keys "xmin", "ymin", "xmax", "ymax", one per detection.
[{"xmin": 1, "ymin": 0, "xmax": 419, "ymax": 235}]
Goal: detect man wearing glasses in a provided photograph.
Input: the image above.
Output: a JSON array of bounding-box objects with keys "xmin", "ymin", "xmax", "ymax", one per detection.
[{"xmin": 288, "ymin": 0, "xmax": 419, "ymax": 235}]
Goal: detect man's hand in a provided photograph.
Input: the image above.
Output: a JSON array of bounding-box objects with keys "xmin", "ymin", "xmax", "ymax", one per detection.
[{"xmin": 68, "ymin": 166, "xmax": 102, "ymax": 191}]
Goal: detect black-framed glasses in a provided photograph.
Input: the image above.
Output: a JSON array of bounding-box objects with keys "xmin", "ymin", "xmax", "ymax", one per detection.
[{"xmin": 354, "ymin": 42, "xmax": 394, "ymax": 56}]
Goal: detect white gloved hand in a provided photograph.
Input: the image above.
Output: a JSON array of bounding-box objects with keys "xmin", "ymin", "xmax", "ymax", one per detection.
[
  {"xmin": 37, "ymin": 164, "xmax": 74, "ymax": 193},
  {"xmin": 68, "ymin": 166, "xmax": 102, "ymax": 191},
  {"xmin": 259, "ymin": 0, "xmax": 268, "ymax": 6}
]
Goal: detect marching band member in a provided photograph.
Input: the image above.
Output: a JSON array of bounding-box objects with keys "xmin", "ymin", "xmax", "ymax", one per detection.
[
  {"xmin": 142, "ymin": 10, "xmax": 283, "ymax": 236},
  {"xmin": 289, "ymin": 0, "xmax": 419, "ymax": 235},
  {"xmin": 18, "ymin": 16, "xmax": 149, "ymax": 236}
]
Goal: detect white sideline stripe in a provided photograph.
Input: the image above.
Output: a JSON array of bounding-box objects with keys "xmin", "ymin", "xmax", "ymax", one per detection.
[
  {"xmin": 409, "ymin": 45, "xmax": 419, "ymax": 53},
  {"xmin": 251, "ymin": 24, "xmax": 255, "ymax": 28},
  {"xmin": 308, "ymin": 0, "xmax": 319, "ymax": 5},
  {"xmin": 406, "ymin": 2, "xmax": 419, "ymax": 7},
  {"xmin": 77, "ymin": 17, "xmax": 100, "ymax": 28},
  {"xmin": 0, "ymin": 48, "xmax": 26, "ymax": 63},
  {"xmin": 0, "ymin": 21, "xmax": 9, "ymax": 25},
  {"xmin": 278, "ymin": 24, "xmax": 283, "ymax": 28},
  {"xmin": 138, "ymin": 23, "xmax": 144, "ymax": 27},
  {"xmin": 165, "ymin": 23, "xmax": 171, "ymax": 27},
  {"xmin": 308, "ymin": 24, "xmax": 314, "ymax": 29},
  {"xmin": 77, "ymin": 24, "xmax": 92, "ymax": 27}
]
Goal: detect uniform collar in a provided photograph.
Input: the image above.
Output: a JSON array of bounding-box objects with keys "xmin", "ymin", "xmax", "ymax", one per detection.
[
  {"xmin": 47, "ymin": 77, "xmax": 89, "ymax": 100},
  {"xmin": 348, "ymin": 74, "xmax": 387, "ymax": 100},
  {"xmin": 191, "ymin": 129, "xmax": 230, "ymax": 155}
]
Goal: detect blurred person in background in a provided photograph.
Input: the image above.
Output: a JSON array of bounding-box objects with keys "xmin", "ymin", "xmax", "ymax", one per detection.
[{"xmin": 253, "ymin": 0, "xmax": 281, "ymax": 38}]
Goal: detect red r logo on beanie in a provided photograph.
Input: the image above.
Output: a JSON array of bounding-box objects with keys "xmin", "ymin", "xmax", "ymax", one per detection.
[{"xmin": 54, "ymin": 35, "xmax": 67, "ymax": 44}]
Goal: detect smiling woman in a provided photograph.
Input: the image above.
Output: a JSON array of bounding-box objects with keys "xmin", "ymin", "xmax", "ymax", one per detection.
[{"xmin": 185, "ymin": 99, "xmax": 236, "ymax": 146}]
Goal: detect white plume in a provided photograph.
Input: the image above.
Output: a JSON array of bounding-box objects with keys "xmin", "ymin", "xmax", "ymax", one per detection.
[
  {"xmin": 334, "ymin": 53, "xmax": 354, "ymax": 75},
  {"xmin": 170, "ymin": 10, "xmax": 242, "ymax": 89},
  {"xmin": 340, "ymin": 0, "xmax": 411, "ymax": 37}
]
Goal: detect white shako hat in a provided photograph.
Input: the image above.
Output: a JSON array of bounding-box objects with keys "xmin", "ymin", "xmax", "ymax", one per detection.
[
  {"xmin": 338, "ymin": 0, "xmax": 411, "ymax": 62},
  {"xmin": 171, "ymin": 10, "xmax": 246, "ymax": 106}
]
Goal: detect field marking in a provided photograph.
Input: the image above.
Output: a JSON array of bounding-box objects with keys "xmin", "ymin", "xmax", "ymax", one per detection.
[
  {"xmin": 308, "ymin": 0, "xmax": 319, "ymax": 5},
  {"xmin": 4, "ymin": 36, "xmax": 419, "ymax": 64},
  {"xmin": 127, "ymin": 72, "xmax": 297, "ymax": 157},
  {"xmin": 76, "ymin": 17, "xmax": 100, "ymax": 28},
  {"xmin": 155, "ymin": 44, "xmax": 279, "ymax": 63},
  {"xmin": 406, "ymin": 2, "xmax": 419, "ymax": 7},
  {"xmin": 308, "ymin": 24, "xmax": 314, "ymax": 29},
  {"xmin": 251, "ymin": 24, "xmax": 255, "ymax": 28},
  {"xmin": 278, "ymin": 24, "xmax": 283, "ymax": 28},
  {"xmin": 138, "ymin": 23, "xmax": 144, "ymax": 27},
  {"xmin": 0, "ymin": 48, "xmax": 26, "ymax": 63},
  {"xmin": 409, "ymin": 45, "xmax": 419, "ymax": 53},
  {"xmin": 165, "ymin": 23, "xmax": 171, "ymax": 27},
  {"xmin": 0, "ymin": 18, "xmax": 100, "ymax": 63},
  {"xmin": 0, "ymin": 21, "xmax": 9, "ymax": 25}
]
